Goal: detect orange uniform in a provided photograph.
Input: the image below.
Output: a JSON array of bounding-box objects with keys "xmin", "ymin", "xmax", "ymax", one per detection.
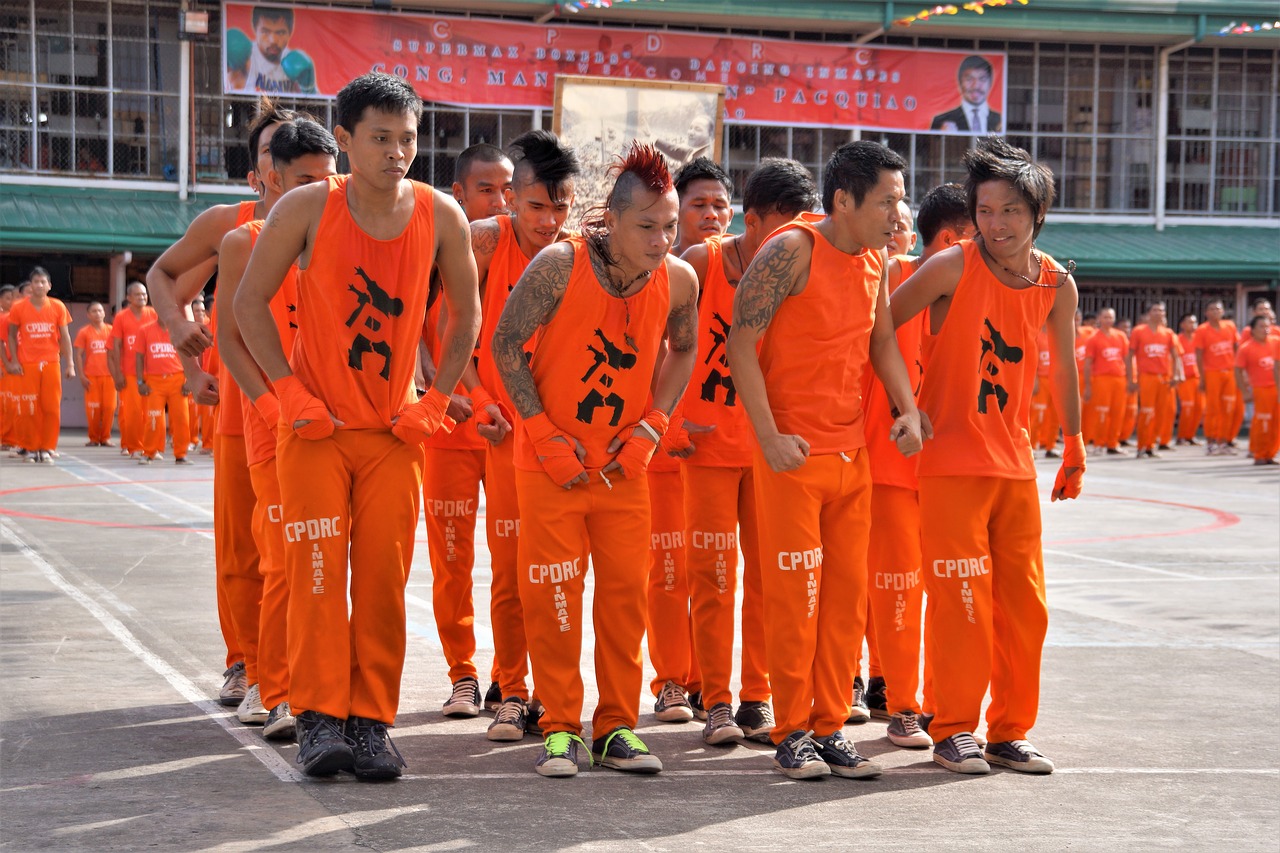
[
  {"xmin": 1193, "ymin": 321, "xmax": 1239, "ymax": 444},
  {"xmin": 137, "ymin": 321, "xmax": 190, "ymax": 460},
  {"xmin": 1074, "ymin": 325, "xmax": 1096, "ymax": 445},
  {"xmin": 1176, "ymin": 331, "xmax": 1203, "ymax": 442},
  {"xmin": 111, "ymin": 305, "xmax": 159, "ymax": 455},
  {"xmin": 1031, "ymin": 329, "xmax": 1057, "ymax": 450},
  {"xmin": 192, "ymin": 343, "xmax": 216, "ymax": 451},
  {"xmin": 277, "ymin": 175, "xmax": 434, "ymax": 724},
  {"xmin": 1236, "ymin": 338, "xmax": 1279, "ymax": 461},
  {"xmin": 751, "ymin": 213, "xmax": 879, "ymax": 743},
  {"xmin": 514, "ymin": 235, "xmax": 670, "ymax": 739},
  {"xmin": 0, "ymin": 308, "xmax": 16, "ymax": 447},
  {"xmin": 1130, "ymin": 324, "xmax": 1179, "ymax": 453},
  {"xmin": 1085, "ymin": 328, "xmax": 1129, "ymax": 450},
  {"xmin": 8, "ymin": 296, "xmax": 72, "ymax": 453},
  {"xmin": 75, "ymin": 323, "xmax": 116, "ymax": 445}
]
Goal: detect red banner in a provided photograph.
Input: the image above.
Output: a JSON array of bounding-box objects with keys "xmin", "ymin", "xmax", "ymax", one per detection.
[{"xmin": 223, "ymin": 2, "xmax": 1007, "ymax": 133}]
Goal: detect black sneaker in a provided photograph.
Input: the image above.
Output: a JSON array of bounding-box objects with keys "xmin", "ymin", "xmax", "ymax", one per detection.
[
  {"xmin": 814, "ymin": 730, "xmax": 882, "ymax": 779},
  {"xmin": 772, "ymin": 730, "xmax": 830, "ymax": 780},
  {"xmin": 295, "ymin": 710, "xmax": 355, "ymax": 777},
  {"xmin": 1106, "ymin": 447, "xmax": 1122, "ymax": 455},
  {"xmin": 483, "ymin": 680, "xmax": 502, "ymax": 712},
  {"xmin": 345, "ymin": 716, "xmax": 406, "ymax": 781},
  {"xmin": 847, "ymin": 676, "xmax": 870, "ymax": 723},
  {"xmin": 886, "ymin": 710, "xmax": 933, "ymax": 748},
  {"xmin": 984, "ymin": 739, "xmax": 1055, "ymax": 774},
  {"xmin": 865, "ymin": 676, "xmax": 889, "ymax": 720},
  {"xmin": 1158, "ymin": 444, "xmax": 1172, "ymax": 451},
  {"xmin": 734, "ymin": 701, "xmax": 775, "ymax": 744},
  {"xmin": 591, "ymin": 727, "xmax": 663, "ymax": 774},
  {"xmin": 919, "ymin": 713, "xmax": 986, "ymax": 748},
  {"xmin": 526, "ymin": 699, "xmax": 545, "ymax": 736},
  {"xmin": 933, "ymin": 732, "xmax": 991, "ymax": 775},
  {"xmin": 535, "ymin": 731, "xmax": 588, "ymax": 778},
  {"xmin": 442, "ymin": 676, "xmax": 482, "ymax": 718},
  {"xmin": 1044, "ymin": 448, "xmax": 1060, "ymax": 458},
  {"xmin": 654, "ymin": 680, "xmax": 694, "ymax": 723},
  {"xmin": 688, "ymin": 690, "xmax": 707, "ymax": 721},
  {"xmin": 487, "ymin": 697, "xmax": 528, "ymax": 742},
  {"xmin": 702, "ymin": 702, "xmax": 744, "ymax": 745}
]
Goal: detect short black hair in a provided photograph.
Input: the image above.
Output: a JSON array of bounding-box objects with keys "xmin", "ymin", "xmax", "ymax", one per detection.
[
  {"xmin": 336, "ymin": 73, "xmax": 422, "ymax": 136},
  {"xmin": 958, "ymin": 55, "xmax": 993, "ymax": 81},
  {"xmin": 455, "ymin": 143, "xmax": 510, "ymax": 185},
  {"xmin": 916, "ymin": 182, "xmax": 970, "ymax": 245},
  {"xmin": 269, "ymin": 116, "xmax": 338, "ymax": 169},
  {"xmin": 742, "ymin": 158, "xmax": 817, "ymax": 218},
  {"xmin": 821, "ymin": 140, "xmax": 906, "ymax": 213},
  {"xmin": 28, "ymin": 265, "xmax": 50, "ymax": 280},
  {"xmin": 1083, "ymin": 311, "xmax": 1097, "ymax": 322},
  {"xmin": 1177, "ymin": 312, "xmax": 1196, "ymax": 326},
  {"xmin": 252, "ymin": 6, "xmax": 293, "ymax": 30},
  {"xmin": 247, "ymin": 97, "xmax": 305, "ymax": 167},
  {"xmin": 507, "ymin": 130, "xmax": 580, "ymax": 204},
  {"xmin": 964, "ymin": 136, "xmax": 1056, "ymax": 239},
  {"xmin": 673, "ymin": 157, "xmax": 732, "ymax": 199},
  {"xmin": 1250, "ymin": 314, "xmax": 1270, "ymax": 331},
  {"xmin": 0, "ymin": 284, "xmax": 16, "ymax": 297},
  {"xmin": 1144, "ymin": 300, "xmax": 1166, "ymax": 314}
]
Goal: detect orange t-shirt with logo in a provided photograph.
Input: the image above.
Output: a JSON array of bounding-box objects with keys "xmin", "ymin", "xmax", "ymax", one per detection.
[
  {"xmin": 0, "ymin": 308, "xmax": 10, "ymax": 362},
  {"xmin": 1085, "ymin": 328, "xmax": 1129, "ymax": 377},
  {"xmin": 1130, "ymin": 324, "xmax": 1179, "ymax": 378},
  {"xmin": 1236, "ymin": 338, "xmax": 1277, "ymax": 388},
  {"xmin": 8, "ymin": 297, "xmax": 71, "ymax": 363},
  {"xmin": 1074, "ymin": 325, "xmax": 1096, "ymax": 377},
  {"xmin": 75, "ymin": 323, "xmax": 114, "ymax": 376},
  {"xmin": 111, "ymin": 305, "xmax": 159, "ymax": 378},
  {"xmin": 1193, "ymin": 321, "xmax": 1238, "ymax": 372},
  {"xmin": 757, "ymin": 212, "xmax": 881, "ymax": 455},
  {"xmin": 917, "ymin": 239, "xmax": 1060, "ymax": 480},
  {"xmin": 139, "ymin": 321, "xmax": 183, "ymax": 375},
  {"xmin": 239, "ymin": 219, "xmax": 300, "ymax": 465},
  {"xmin": 862, "ymin": 255, "xmax": 923, "ymax": 490},
  {"xmin": 514, "ymin": 235, "xmax": 670, "ymax": 473},
  {"xmin": 1178, "ymin": 332, "xmax": 1199, "ymax": 379}
]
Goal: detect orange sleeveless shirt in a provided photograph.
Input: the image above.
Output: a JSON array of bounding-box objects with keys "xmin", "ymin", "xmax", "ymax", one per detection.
[
  {"xmin": 292, "ymin": 175, "xmax": 437, "ymax": 430},
  {"xmin": 422, "ymin": 297, "xmax": 485, "ymax": 451},
  {"xmin": 514, "ymin": 235, "xmax": 670, "ymax": 472},
  {"xmin": 476, "ymin": 215, "xmax": 538, "ymax": 416},
  {"xmin": 917, "ymin": 239, "xmax": 1060, "ymax": 480},
  {"xmin": 213, "ymin": 199, "xmax": 261, "ymax": 436},
  {"xmin": 757, "ymin": 212, "xmax": 882, "ymax": 455},
  {"xmin": 863, "ymin": 254, "xmax": 923, "ymax": 489},
  {"xmin": 240, "ymin": 220, "xmax": 300, "ymax": 465}
]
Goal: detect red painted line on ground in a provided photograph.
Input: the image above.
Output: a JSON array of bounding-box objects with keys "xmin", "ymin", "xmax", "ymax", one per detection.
[
  {"xmin": 1044, "ymin": 493, "xmax": 1240, "ymax": 545},
  {"xmin": 0, "ymin": 479, "xmax": 215, "ymax": 533}
]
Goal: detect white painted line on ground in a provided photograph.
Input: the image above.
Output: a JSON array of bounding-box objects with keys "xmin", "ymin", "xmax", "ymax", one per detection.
[
  {"xmin": 191, "ymin": 805, "xmax": 430, "ymax": 853},
  {"xmin": 55, "ymin": 452, "xmax": 214, "ymax": 537},
  {"xmin": 1046, "ymin": 575, "xmax": 1277, "ymax": 586},
  {"xmin": 1044, "ymin": 548, "xmax": 1202, "ymax": 578}
]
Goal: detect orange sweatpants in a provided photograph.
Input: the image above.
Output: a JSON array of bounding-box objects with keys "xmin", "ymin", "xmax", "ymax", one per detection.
[
  {"xmin": 83, "ymin": 375, "xmax": 117, "ymax": 445},
  {"xmin": 646, "ymin": 467, "xmax": 702, "ymax": 697},
  {"xmin": 1249, "ymin": 385, "xmax": 1280, "ymax": 461},
  {"xmin": 249, "ymin": 458, "xmax": 289, "ymax": 710},
  {"xmin": 753, "ymin": 449, "xmax": 872, "ymax": 743},
  {"xmin": 1136, "ymin": 374, "xmax": 1174, "ymax": 452},
  {"xmin": 423, "ymin": 447, "xmax": 486, "ymax": 684},
  {"xmin": 118, "ymin": 381, "xmax": 145, "ymax": 454},
  {"xmin": 1121, "ymin": 390, "xmax": 1138, "ymax": 444},
  {"xmin": 516, "ymin": 468, "xmax": 649, "ymax": 738},
  {"xmin": 1203, "ymin": 370, "xmax": 1239, "ymax": 444},
  {"xmin": 867, "ymin": 484, "xmax": 926, "ymax": 715},
  {"xmin": 1030, "ymin": 382, "xmax": 1058, "ymax": 449},
  {"xmin": 15, "ymin": 362, "xmax": 62, "ymax": 452},
  {"xmin": 1088, "ymin": 375, "xmax": 1127, "ymax": 450},
  {"xmin": 485, "ymin": 438, "xmax": 530, "ymax": 701},
  {"xmin": 141, "ymin": 373, "xmax": 189, "ymax": 460},
  {"xmin": 1176, "ymin": 379, "xmax": 1204, "ymax": 441},
  {"xmin": 685, "ymin": 464, "xmax": 769, "ymax": 708},
  {"xmin": 278, "ymin": 427, "xmax": 423, "ymax": 724},
  {"xmin": 196, "ymin": 405, "xmax": 216, "ymax": 449},
  {"xmin": 213, "ymin": 431, "xmax": 260, "ymax": 674},
  {"xmin": 919, "ymin": 475, "xmax": 1047, "ymax": 744}
]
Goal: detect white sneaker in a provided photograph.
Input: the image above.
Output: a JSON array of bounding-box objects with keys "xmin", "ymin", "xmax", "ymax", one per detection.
[
  {"xmin": 237, "ymin": 683, "xmax": 269, "ymax": 725},
  {"xmin": 263, "ymin": 702, "xmax": 296, "ymax": 740}
]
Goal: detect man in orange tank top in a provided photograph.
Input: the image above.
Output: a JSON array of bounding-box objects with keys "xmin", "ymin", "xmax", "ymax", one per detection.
[
  {"xmin": 891, "ymin": 137, "xmax": 1082, "ymax": 777},
  {"xmin": 727, "ymin": 141, "xmax": 923, "ymax": 781},
  {"xmin": 236, "ymin": 73, "xmax": 480, "ymax": 781},
  {"xmin": 6, "ymin": 267, "xmax": 74, "ymax": 463},
  {"xmin": 135, "ymin": 320, "xmax": 191, "ymax": 464},
  {"xmin": 1084, "ymin": 308, "xmax": 1130, "ymax": 454},
  {"xmin": 1131, "ymin": 302, "xmax": 1184, "ymax": 459},
  {"xmin": 1194, "ymin": 300, "xmax": 1240, "ymax": 455},
  {"xmin": 1175, "ymin": 312, "xmax": 1204, "ymax": 445},
  {"xmin": 1235, "ymin": 315, "xmax": 1280, "ymax": 465},
  {"xmin": 73, "ymin": 302, "xmax": 116, "ymax": 446},
  {"xmin": 492, "ymin": 144, "xmax": 698, "ymax": 778}
]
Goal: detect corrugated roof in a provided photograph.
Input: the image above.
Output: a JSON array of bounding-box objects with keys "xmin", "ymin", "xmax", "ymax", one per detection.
[{"xmin": 1034, "ymin": 222, "xmax": 1280, "ymax": 283}]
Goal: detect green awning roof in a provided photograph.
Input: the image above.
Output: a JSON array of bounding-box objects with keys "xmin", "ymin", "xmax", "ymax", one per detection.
[{"xmin": 1034, "ymin": 223, "xmax": 1280, "ymax": 284}]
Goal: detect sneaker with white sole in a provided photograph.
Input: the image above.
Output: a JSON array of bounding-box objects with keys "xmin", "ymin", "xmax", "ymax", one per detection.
[
  {"xmin": 772, "ymin": 730, "xmax": 830, "ymax": 780},
  {"xmin": 263, "ymin": 702, "xmax": 296, "ymax": 740},
  {"xmin": 535, "ymin": 731, "xmax": 589, "ymax": 778},
  {"xmin": 887, "ymin": 710, "xmax": 933, "ymax": 749},
  {"xmin": 654, "ymin": 680, "xmax": 694, "ymax": 723},
  {"xmin": 591, "ymin": 727, "xmax": 663, "ymax": 774},
  {"xmin": 933, "ymin": 732, "xmax": 991, "ymax": 774},
  {"xmin": 919, "ymin": 713, "xmax": 986, "ymax": 748},
  {"xmin": 814, "ymin": 730, "xmax": 882, "ymax": 779},
  {"xmin": 846, "ymin": 676, "xmax": 870, "ymax": 723},
  {"xmin": 702, "ymin": 702, "xmax": 745, "ymax": 745},
  {"xmin": 734, "ymin": 701, "xmax": 775, "ymax": 744},
  {"xmin": 487, "ymin": 697, "xmax": 528, "ymax": 742},
  {"xmin": 984, "ymin": 739, "xmax": 1055, "ymax": 774},
  {"xmin": 219, "ymin": 661, "xmax": 247, "ymax": 706},
  {"xmin": 237, "ymin": 683, "xmax": 269, "ymax": 725},
  {"xmin": 442, "ymin": 676, "xmax": 482, "ymax": 718}
]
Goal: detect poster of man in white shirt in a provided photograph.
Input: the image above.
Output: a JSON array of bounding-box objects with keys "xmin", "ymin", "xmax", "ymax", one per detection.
[
  {"xmin": 225, "ymin": 6, "xmax": 318, "ymax": 96},
  {"xmin": 930, "ymin": 54, "xmax": 1002, "ymax": 134}
]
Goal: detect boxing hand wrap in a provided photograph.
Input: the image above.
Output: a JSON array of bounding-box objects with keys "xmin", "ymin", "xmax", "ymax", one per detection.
[
  {"xmin": 524, "ymin": 412, "xmax": 586, "ymax": 487},
  {"xmin": 469, "ymin": 386, "xmax": 500, "ymax": 427},
  {"xmin": 392, "ymin": 386, "xmax": 455, "ymax": 446},
  {"xmin": 275, "ymin": 375, "xmax": 335, "ymax": 440},
  {"xmin": 1053, "ymin": 433, "xmax": 1086, "ymax": 500},
  {"xmin": 612, "ymin": 409, "xmax": 670, "ymax": 479},
  {"xmin": 252, "ymin": 391, "xmax": 281, "ymax": 437},
  {"xmin": 659, "ymin": 403, "xmax": 691, "ymax": 456}
]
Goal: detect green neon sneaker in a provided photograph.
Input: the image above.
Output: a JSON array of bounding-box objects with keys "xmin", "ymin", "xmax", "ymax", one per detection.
[
  {"xmin": 591, "ymin": 726, "xmax": 663, "ymax": 774},
  {"xmin": 535, "ymin": 731, "xmax": 590, "ymax": 778}
]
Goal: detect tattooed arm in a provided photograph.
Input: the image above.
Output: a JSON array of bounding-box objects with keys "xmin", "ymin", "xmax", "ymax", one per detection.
[
  {"xmin": 725, "ymin": 229, "xmax": 811, "ymax": 472},
  {"xmin": 651, "ymin": 256, "xmax": 700, "ymax": 415},
  {"xmin": 432, "ymin": 190, "xmax": 482, "ymax": 398},
  {"xmin": 470, "ymin": 216, "xmax": 502, "ymax": 292},
  {"xmin": 492, "ymin": 242, "xmax": 575, "ymax": 418}
]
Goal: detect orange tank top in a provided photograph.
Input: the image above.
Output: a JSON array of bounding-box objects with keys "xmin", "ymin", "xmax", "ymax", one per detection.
[
  {"xmin": 476, "ymin": 215, "xmax": 537, "ymax": 417},
  {"xmin": 917, "ymin": 239, "xmax": 1059, "ymax": 480},
  {"xmin": 862, "ymin": 255, "xmax": 923, "ymax": 489},
  {"xmin": 422, "ymin": 298, "xmax": 485, "ymax": 451},
  {"xmin": 514, "ymin": 235, "xmax": 670, "ymax": 472},
  {"xmin": 757, "ymin": 212, "xmax": 881, "ymax": 455},
  {"xmin": 681, "ymin": 236, "xmax": 752, "ymax": 468},
  {"xmin": 1035, "ymin": 329, "xmax": 1052, "ymax": 378},
  {"xmin": 241, "ymin": 220, "xmax": 300, "ymax": 465},
  {"xmin": 214, "ymin": 200, "xmax": 262, "ymax": 437},
  {"xmin": 75, "ymin": 323, "xmax": 114, "ymax": 377},
  {"xmin": 292, "ymin": 175, "xmax": 437, "ymax": 430}
]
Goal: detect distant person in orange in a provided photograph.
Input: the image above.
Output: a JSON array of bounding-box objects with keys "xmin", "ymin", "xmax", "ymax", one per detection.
[
  {"xmin": 236, "ymin": 73, "xmax": 480, "ymax": 781},
  {"xmin": 1116, "ymin": 317, "xmax": 1138, "ymax": 447},
  {"xmin": 492, "ymin": 144, "xmax": 698, "ymax": 778},
  {"xmin": 1032, "ymin": 326, "xmax": 1058, "ymax": 457},
  {"xmin": 189, "ymin": 299, "xmax": 216, "ymax": 453},
  {"xmin": 135, "ymin": 320, "xmax": 191, "ymax": 465},
  {"xmin": 1193, "ymin": 300, "xmax": 1239, "ymax": 455},
  {"xmin": 0, "ymin": 284, "xmax": 19, "ymax": 450},
  {"xmin": 728, "ymin": 140, "xmax": 923, "ymax": 781},
  {"xmin": 452, "ymin": 143, "xmax": 513, "ymax": 221},
  {"xmin": 74, "ymin": 301, "xmax": 116, "ymax": 446},
  {"xmin": 1130, "ymin": 301, "xmax": 1183, "ymax": 459},
  {"xmin": 108, "ymin": 282, "xmax": 158, "ymax": 458},
  {"xmin": 1235, "ymin": 315, "xmax": 1279, "ymax": 465},
  {"xmin": 1075, "ymin": 310, "xmax": 1097, "ymax": 450},
  {"xmin": 1083, "ymin": 308, "xmax": 1129, "ymax": 455},
  {"xmin": 5, "ymin": 267, "xmax": 74, "ymax": 464},
  {"xmin": 1175, "ymin": 312, "xmax": 1203, "ymax": 446},
  {"xmin": 1243, "ymin": 299, "xmax": 1280, "ymax": 343}
]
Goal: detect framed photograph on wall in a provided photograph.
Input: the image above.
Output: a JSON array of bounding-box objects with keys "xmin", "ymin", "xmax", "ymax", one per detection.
[{"xmin": 554, "ymin": 75, "xmax": 725, "ymax": 222}]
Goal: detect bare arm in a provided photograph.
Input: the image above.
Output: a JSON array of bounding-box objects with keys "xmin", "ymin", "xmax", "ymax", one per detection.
[
  {"xmin": 1235, "ymin": 366, "xmax": 1251, "ymax": 402},
  {"xmin": 59, "ymin": 326, "xmax": 74, "ymax": 378},
  {"xmin": 430, "ymin": 191, "xmax": 481, "ymax": 400},
  {"xmin": 868, "ymin": 261, "xmax": 925, "ymax": 453},
  {"xmin": 148, "ymin": 204, "xmax": 242, "ymax": 357},
  {"xmin": 492, "ymin": 243, "xmax": 574, "ymax": 418},
  {"xmin": 1047, "ymin": 277, "xmax": 1082, "ymax": 436},
  {"xmin": 470, "ymin": 216, "xmax": 501, "ymax": 293},
  {"xmin": 215, "ymin": 226, "xmax": 272, "ymax": 403},
  {"xmin": 652, "ymin": 257, "xmax": 699, "ymax": 415},
  {"xmin": 1195, "ymin": 346, "xmax": 1207, "ymax": 391},
  {"xmin": 73, "ymin": 340, "xmax": 88, "ymax": 389},
  {"xmin": 890, "ymin": 245, "xmax": 964, "ymax": 329},
  {"xmin": 6, "ymin": 325, "xmax": 20, "ymax": 372},
  {"xmin": 108, "ymin": 337, "xmax": 123, "ymax": 387}
]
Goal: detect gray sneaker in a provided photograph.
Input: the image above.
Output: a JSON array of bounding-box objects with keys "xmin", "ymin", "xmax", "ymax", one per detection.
[
  {"xmin": 702, "ymin": 702, "xmax": 744, "ymax": 745},
  {"xmin": 591, "ymin": 727, "xmax": 663, "ymax": 774},
  {"xmin": 772, "ymin": 730, "xmax": 830, "ymax": 780},
  {"xmin": 846, "ymin": 676, "xmax": 870, "ymax": 723},
  {"xmin": 219, "ymin": 661, "xmax": 247, "ymax": 706},
  {"xmin": 933, "ymin": 733, "xmax": 991, "ymax": 775},
  {"xmin": 487, "ymin": 697, "xmax": 528, "ymax": 742},
  {"xmin": 814, "ymin": 730, "xmax": 881, "ymax": 779},
  {"xmin": 535, "ymin": 732, "xmax": 588, "ymax": 778},
  {"xmin": 734, "ymin": 701, "xmax": 775, "ymax": 744},
  {"xmin": 654, "ymin": 680, "xmax": 694, "ymax": 723},
  {"xmin": 442, "ymin": 676, "xmax": 482, "ymax": 718},
  {"xmin": 887, "ymin": 710, "xmax": 933, "ymax": 749},
  {"xmin": 985, "ymin": 740, "xmax": 1055, "ymax": 774},
  {"xmin": 263, "ymin": 702, "xmax": 296, "ymax": 740},
  {"xmin": 237, "ymin": 683, "xmax": 269, "ymax": 725}
]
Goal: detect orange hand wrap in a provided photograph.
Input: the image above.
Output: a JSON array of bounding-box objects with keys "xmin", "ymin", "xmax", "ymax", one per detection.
[
  {"xmin": 253, "ymin": 391, "xmax": 281, "ymax": 437},
  {"xmin": 275, "ymin": 375, "xmax": 334, "ymax": 440},
  {"xmin": 392, "ymin": 386, "xmax": 455, "ymax": 446},
  {"xmin": 1053, "ymin": 433, "xmax": 1086, "ymax": 500},
  {"xmin": 658, "ymin": 403, "xmax": 690, "ymax": 456},
  {"xmin": 469, "ymin": 385, "xmax": 499, "ymax": 427},
  {"xmin": 612, "ymin": 409, "xmax": 670, "ymax": 479},
  {"xmin": 524, "ymin": 412, "xmax": 586, "ymax": 487}
]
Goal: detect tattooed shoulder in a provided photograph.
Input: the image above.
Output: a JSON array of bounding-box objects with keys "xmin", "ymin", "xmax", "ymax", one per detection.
[
  {"xmin": 494, "ymin": 242, "xmax": 575, "ymax": 344},
  {"xmin": 733, "ymin": 233, "xmax": 804, "ymax": 333},
  {"xmin": 471, "ymin": 217, "xmax": 501, "ymax": 259}
]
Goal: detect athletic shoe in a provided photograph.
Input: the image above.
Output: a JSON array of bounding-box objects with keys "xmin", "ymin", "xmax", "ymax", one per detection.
[
  {"xmin": 1044, "ymin": 448, "xmax": 1060, "ymax": 458},
  {"xmin": 526, "ymin": 699, "xmax": 545, "ymax": 736},
  {"xmin": 591, "ymin": 727, "xmax": 663, "ymax": 774},
  {"xmin": 483, "ymin": 680, "xmax": 502, "ymax": 712},
  {"xmin": 442, "ymin": 676, "xmax": 482, "ymax": 717},
  {"xmin": 1119, "ymin": 439, "xmax": 1131, "ymax": 448},
  {"xmin": 38, "ymin": 451, "xmax": 54, "ymax": 464},
  {"xmin": 137, "ymin": 455, "xmax": 153, "ymax": 465},
  {"xmin": 734, "ymin": 701, "xmax": 775, "ymax": 744},
  {"xmin": 100, "ymin": 441, "xmax": 115, "ymax": 448},
  {"xmin": 9, "ymin": 448, "xmax": 28, "ymax": 459},
  {"xmin": 346, "ymin": 716, "xmax": 406, "ymax": 781},
  {"xmin": 772, "ymin": 730, "xmax": 830, "ymax": 780},
  {"xmin": 1222, "ymin": 443, "xmax": 1239, "ymax": 455},
  {"xmin": 263, "ymin": 702, "xmax": 296, "ymax": 741},
  {"xmin": 487, "ymin": 697, "xmax": 528, "ymax": 742},
  {"xmin": 688, "ymin": 690, "xmax": 708, "ymax": 721},
  {"xmin": 814, "ymin": 730, "xmax": 882, "ymax": 779},
  {"xmin": 917, "ymin": 713, "xmax": 986, "ymax": 748},
  {"xmin": 654, "ymin": 680, "xmax": 694, "ymax": 723},
  {"xmin": 702, "ymin": 702, "xmax": 744, "ymax": 745},
  {"xmin": 295, "ymin": 711, "xmax": 355, "ymax": 777},
  {"xmin": 1105, "ymin": 447, "xmax": 1122, "ymax": 455},
  {"xmin": 933, "ymin": 733, "xmax": 991, "ymax": 774},
  {"xmin": 219, "ymin": 661, "xmax": 247, "ymax": 706},
  {"xmin": 535, "ymin": 731, "xmax": 588, "ymax": 778},
  {"xmin": 984, "ymin": 739, "xmax": 1055, "ymax": 774},
  {"xmin": 846, "ymin": 676, "xmax": 870, "ymax": 723},
  {"xmin": 174, "ymin": 457, "xmax": 192, "ymax": 465},
  {"xmin": 865, "ymin": 676, "xmax": 889, "ymax": 720},
  {"xmin": 85, "ymin": 440, "xmax": 97, "ymax": 447},
  {"xmin": 886, "ymin": 710, "xmax": 933, "ymax": 749},
  {"xmin": 236, "ymin": 683, "xmax": 269, "ymax": 725},
  {"xmin": 1158, "ymin": 444, "xmax": 1172, "ymax": 451}
]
